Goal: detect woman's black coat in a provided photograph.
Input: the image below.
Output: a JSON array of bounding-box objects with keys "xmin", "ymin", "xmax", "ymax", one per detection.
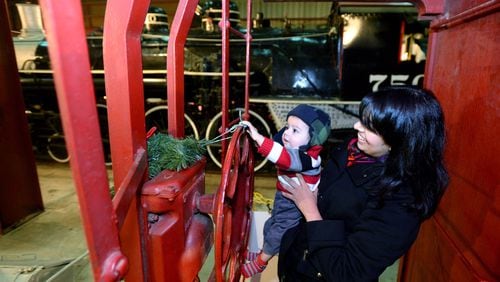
[{"xmin": 278, "ymin": 142, "xmax": 421, "ymax": 281}]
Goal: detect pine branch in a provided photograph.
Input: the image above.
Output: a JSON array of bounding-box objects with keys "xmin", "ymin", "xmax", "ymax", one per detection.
[{"xmin": 147, "ymin": 133, "xmax": 206, "ymax": 178}]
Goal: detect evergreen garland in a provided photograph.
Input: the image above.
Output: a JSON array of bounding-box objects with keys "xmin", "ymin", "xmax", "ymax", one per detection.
[{"xmin": 147, "ymin": 133, "xmax": 206, "ymax": 178}]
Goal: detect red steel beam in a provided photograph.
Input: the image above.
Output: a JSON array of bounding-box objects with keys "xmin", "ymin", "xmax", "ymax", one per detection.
[
  {"xmin": 103, "ymin": 0, "xmax": 149, "ymax": 190},
  {"xmin": 243, "ymin": 0, "xmax": 253, "ymax": 119},
  {"xmin": 103, "ymin": 0, "xmax": 151, "ymax": 280},
  {"xmin": 167, "ymin": 0, "xmax": 199, "ymax": 138},
  {"xmin": 38, "ymin": 0, "xmax": 127, "ymax": 280},
  {"xmin": 220, "ymin": 0, "xmax": 231, "ymax": 159}
]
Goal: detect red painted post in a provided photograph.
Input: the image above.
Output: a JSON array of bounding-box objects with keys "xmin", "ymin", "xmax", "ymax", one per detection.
[
  {"xmin": 167, "ymin": 0, "xmax": 199, "ymax": 138},
  {"xmin": 103, "ymin": 0, "xmax": 151, "ymax": 280},
  {"xmin": 243, "ymin": 0, "xmax": 253, "ymax": 119},
  {"xmin": 220, "ymin": 0, "xmax": 231, "ymax": 159},
  {"xmin": 38, "ymin": 0, "xmax": 128, "ymax": 280}
]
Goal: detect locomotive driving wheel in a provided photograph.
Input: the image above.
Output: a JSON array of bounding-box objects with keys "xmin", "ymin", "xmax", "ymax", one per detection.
[{"xmin": 212, "ymin": 127, "xmax": 255, "ymax": 281}]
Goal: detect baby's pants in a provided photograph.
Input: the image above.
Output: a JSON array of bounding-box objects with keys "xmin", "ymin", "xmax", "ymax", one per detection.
[{"xmin": 262, "ymin": 191, "xmax": 301, "ymax": 256}]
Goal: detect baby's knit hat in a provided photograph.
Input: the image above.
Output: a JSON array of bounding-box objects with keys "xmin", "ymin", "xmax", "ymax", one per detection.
[{"xmin": 287, "ymin": 104, "xmax": 331, "ymax": 146}]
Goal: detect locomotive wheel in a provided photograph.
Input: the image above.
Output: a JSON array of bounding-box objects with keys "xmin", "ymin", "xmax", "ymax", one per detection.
[
  {"xmin": 145, "ymin": 105, "xmax": 200, "ymax": 139},
  {"xmin": 212, "ymin": 127, "xmax": 255, "ymax": 281},
  {"xmin": 47, "ymin": 133, "xmax": 70, "ymax": 163},
  {"xmin": 46, "ymin": 104, "xmax": 112, "ymax": 166}
]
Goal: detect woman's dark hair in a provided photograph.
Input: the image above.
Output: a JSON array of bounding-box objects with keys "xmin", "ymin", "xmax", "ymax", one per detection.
[{"xmin": 359, "ymin": 86, "xmax": 449, "ymax": 219}]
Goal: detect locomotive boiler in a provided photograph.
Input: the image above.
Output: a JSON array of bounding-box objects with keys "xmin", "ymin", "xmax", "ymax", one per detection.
[{"xmin": 12, "ymin": 1, "xmax": 427, "ymax": 166}]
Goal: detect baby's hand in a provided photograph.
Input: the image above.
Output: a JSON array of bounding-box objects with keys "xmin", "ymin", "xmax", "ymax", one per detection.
[
  {"xmin": 240, "ymin": 121, "xmax": 264, "ymax": 145},
  {"xmin": 240, "ymin": 121, "xmax": 256, "ymax": 135}
]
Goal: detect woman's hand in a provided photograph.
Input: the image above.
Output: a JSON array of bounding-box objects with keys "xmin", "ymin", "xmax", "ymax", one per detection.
[{"xmin": 281, "ymin": 174, "xmax": 323, "ymax": 222}]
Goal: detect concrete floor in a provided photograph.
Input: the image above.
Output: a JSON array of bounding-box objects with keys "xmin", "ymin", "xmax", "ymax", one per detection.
[
  {"xmin": 0, "ymin": 161, "xmax": 398, "ymax": 281},
  {"xmin": 0, "ymin": 161, "xmax": 91, "ymax": 281}
]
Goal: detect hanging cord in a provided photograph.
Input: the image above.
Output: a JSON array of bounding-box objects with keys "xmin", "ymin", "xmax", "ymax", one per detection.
[
  {"xmin": 146, "ymin": 114, "xmax": 248, "ymax": 147},
  {"xmin": 202, "ymin": 111, "xmax": 249, "ymax": 146},
  {"xmin": 202, "ymin": 122, "xmax": 243, "ymax": 146}
]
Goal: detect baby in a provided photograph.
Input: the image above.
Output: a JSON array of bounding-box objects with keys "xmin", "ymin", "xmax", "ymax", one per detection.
[{"xmin": 240, "ymin": 104, "xmax": 331, "ymax": 277}]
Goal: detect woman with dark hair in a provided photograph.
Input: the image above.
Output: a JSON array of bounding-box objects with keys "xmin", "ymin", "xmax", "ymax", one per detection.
[{"xmin": 277, "ymin": 86, "xmax": 449, "ymax": 281}]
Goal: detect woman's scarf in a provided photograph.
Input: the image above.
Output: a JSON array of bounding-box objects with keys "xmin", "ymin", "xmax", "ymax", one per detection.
[{"xmin": 346, "ymin": 138, "xmax": 382, "ymax": 167}]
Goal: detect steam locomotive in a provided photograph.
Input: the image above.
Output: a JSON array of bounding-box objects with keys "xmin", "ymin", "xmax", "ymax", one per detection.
[{"xmin": 12, "ymin": 1, "xmax": 427, "ymax": 166}]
